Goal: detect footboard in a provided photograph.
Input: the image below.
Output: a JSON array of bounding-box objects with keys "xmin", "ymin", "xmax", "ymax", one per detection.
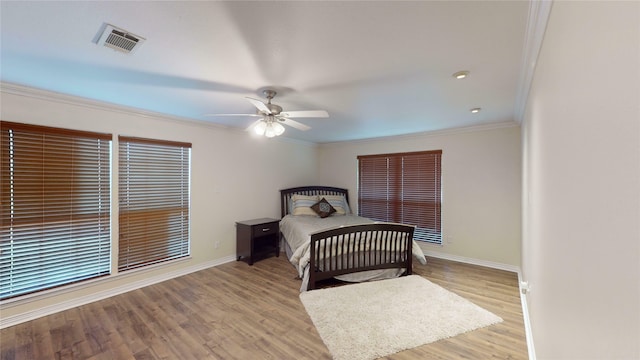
[{"xmin": 308, "ymin": 223, "xmax": 415, "ymax": 290}]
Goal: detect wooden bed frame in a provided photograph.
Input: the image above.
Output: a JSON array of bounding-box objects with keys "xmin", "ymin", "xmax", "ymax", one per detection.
[{"xmin": 280, "ymin": 186, "xmax": 415, "ymax": 290}]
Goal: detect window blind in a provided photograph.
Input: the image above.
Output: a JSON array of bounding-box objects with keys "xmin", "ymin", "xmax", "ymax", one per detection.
[
  {"xmin": 0, "ymin": 121, "xmax": 112, "ymax": 300},
  {"xmin": 358, "ymin": 150, "xmax": 442, "ymax": 244},
  {"xmin": 118, "ymin": 136, "xmax": 191, "ymax": 271}
]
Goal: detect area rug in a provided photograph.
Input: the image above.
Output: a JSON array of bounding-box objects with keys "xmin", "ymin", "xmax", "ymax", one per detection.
[{"xmin": 299, "ymin": 275, "xmax": 502, "ymax": 360}]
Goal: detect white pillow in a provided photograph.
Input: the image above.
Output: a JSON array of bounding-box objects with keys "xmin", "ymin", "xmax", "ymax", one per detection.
[
  {"xmin": 291, "ymin": 194, "xmax": 319, "ymax": 216},
  {"xmin": 323, "ymin": 194, "xmax": 350, "ymax": 215}
]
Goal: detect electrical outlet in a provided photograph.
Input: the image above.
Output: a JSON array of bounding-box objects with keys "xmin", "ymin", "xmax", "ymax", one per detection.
[{"xmin": 214, "ymin": 240, "xmax": 220, "ymax": 249}]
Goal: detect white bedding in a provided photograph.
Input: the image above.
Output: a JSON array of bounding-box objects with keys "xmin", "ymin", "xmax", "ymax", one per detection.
[{"xmin": 279, "ymin": 214, "xmax": 427, "ymax": 291}]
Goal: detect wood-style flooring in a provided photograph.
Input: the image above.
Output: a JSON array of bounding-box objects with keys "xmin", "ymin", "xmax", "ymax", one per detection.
[{"xmin": 0, "ymin": 256, "xmax": 528, "ymax": 359}]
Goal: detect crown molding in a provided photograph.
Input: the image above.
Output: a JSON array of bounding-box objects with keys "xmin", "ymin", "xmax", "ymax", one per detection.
[
  {"xmin": 514, "ymin": 0, "xmax": 554, "ymax": 123},
  {"xmin": 1, "ymin": 79, "xmax": 520, "ymax": 147},
  {"xmin": 0, "ymin": 82, "xmax": 317, "ymax": 146},
  {"xmin": 318, "ymin": 120, "xmax": 520, "ymax": 147},
  {"xmin": 0, "ymin": 81, "xmax": 228, "ymax": 128}
]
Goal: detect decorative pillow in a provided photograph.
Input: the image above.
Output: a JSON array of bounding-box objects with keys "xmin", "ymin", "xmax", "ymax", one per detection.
[
  {"xmin": 323, "ymin": 194, "xmax": 350, "ymax": 215},
  {"xmin": 291, "ymin": 194, "xmax": 319, "ymax": 216},
  {"xmin": 311, "ymin": 197, "xmax": 337, "ymax": 218}
]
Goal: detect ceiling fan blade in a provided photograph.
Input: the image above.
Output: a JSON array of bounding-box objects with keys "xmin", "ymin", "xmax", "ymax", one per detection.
[
  {"xmin": 279, "ymin": 117, "xmax": 311, "ymax": 131},
  {"xmin": 245, "ymin": 118, "xmax": 264, "ymax": 132},
  {"xmin": 203, "ymin": 113, "xmax": 261, "ymax": 117},
  {"xmin": 279, "ymin": 110, "xmax": 329, "ymax": 118},
  {"xmin": 246, "ymin": 97, "xmax": 272, "ymax": 114}
]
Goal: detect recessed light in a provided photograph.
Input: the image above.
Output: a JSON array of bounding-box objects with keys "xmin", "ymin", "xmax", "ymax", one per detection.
[
  {"xmin": 453, "ymin": 71, "xmax": 469, "ymax": 79},
  {"xmin": 470, "ymin": 107, "xmax": 481, "ymax": 113}
]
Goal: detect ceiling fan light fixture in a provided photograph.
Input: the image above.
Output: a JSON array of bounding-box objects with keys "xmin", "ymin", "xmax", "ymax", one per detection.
[
  {"xmin": 453, "ymin": 70, "xmax": 469, "ymax": 79},
  {"xmin": 256, "ymin": 119, "xmax": 285, "ymax": 138},
  {"xmin": 273, "ymin": 122, "xmax": 285, "ymax": 136},
  {"xmin": 254, "ymin": 121, "xmax": 267, "ymax": 135},
  {"xmin": 264, "ymin": 121, "xmax": 285, "ymax": 138}
]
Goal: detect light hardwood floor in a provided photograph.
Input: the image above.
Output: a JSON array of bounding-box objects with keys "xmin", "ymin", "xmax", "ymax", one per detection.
[{"xmin": 0, "ymin": 256, "xmax": 528, "ymax": 359}]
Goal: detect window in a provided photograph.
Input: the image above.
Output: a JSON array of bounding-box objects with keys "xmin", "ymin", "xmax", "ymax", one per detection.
[
  {"xmin": 358, "ymin": 150, "xmax": 442, "ymax": 244},
  {"xmin": 118, "ymin": 136, "xmax": 191, "ymax": 271},
  {"xmin": 0, "ymin": 121, "xmax": 112, "ymax": 300}
]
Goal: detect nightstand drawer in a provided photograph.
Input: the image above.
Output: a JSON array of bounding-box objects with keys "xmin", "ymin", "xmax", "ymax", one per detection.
[{"xmin": 252, "ymin": 224, "xmax": 278, "ymax": 237}]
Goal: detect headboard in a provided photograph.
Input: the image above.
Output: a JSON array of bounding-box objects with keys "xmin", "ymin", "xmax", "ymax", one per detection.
[{"xmin": 280, "ymin": 186, "xmax": 350, "ymax": 218}]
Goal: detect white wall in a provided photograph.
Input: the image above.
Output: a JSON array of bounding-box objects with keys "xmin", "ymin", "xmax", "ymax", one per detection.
[
  {"xmin": 318, "ymin": 124, "xmax": 522, "ymax": 267},
  {"xmin": 0, "ymin": 85, "xmax": 319, "ymax": 321},
  {"xmin": 521, "ymin": 1, "xmax": 640, "ymax": 358}
]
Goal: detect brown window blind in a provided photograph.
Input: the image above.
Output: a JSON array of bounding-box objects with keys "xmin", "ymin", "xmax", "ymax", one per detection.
[
  {"xmin": 118, "ymin": 136, "xmax": 191, "ymax": 271},
  {"xmin": 358, "ymin": 150, "xmax": 442, "ymax": 244},
  {"xmin": 0, "ymin": 121, "xmax": 112, "ymax": 300}
]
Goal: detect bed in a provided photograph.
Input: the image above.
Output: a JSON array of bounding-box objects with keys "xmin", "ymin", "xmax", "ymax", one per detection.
[{"xmin": 280, "ymin": 186, "xmax": 427, "ymax": 291}]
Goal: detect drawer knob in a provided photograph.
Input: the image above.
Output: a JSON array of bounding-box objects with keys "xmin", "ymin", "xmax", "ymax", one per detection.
[{"xmin": 262, "ymin": 228, "xmax": 270, "ymax": 232}]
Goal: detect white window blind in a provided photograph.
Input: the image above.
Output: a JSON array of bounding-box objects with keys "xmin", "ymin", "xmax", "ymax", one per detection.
[
  {"xmin": 358, "ymin": 150, "xmax": 442, "ymax": 244},
  {"xmin": 118, "ymin": 136, "xmax": 191, "ymax": 271},
  {"xmin": 0, "ymin": 121, "xmax": 112, "ymax": 300}
]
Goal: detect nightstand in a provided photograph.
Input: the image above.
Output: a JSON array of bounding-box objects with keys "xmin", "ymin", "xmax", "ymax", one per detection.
[{"xmin": 236, "ymin": 218, "xmax": 280, "ymax": 265}]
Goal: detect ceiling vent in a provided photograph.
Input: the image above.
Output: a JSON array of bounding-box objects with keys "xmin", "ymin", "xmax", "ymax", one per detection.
[{"xmin": 96, "ymin": 24, "xmax": 145, "ymax": 54}]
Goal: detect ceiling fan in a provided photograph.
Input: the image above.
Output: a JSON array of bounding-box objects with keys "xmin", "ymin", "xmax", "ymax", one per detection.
[{"xmin": 206, "ymin": 89, "xmax": 329, "ymax": 137}]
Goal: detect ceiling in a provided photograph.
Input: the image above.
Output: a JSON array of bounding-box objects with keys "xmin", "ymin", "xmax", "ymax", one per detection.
[{"xmin": 0, "ymin": 1, "xmax": 531, "ymax": 143}]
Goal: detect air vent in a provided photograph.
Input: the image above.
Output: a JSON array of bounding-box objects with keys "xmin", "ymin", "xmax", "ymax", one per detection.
[{"xmin": 97, "ymin": 24, "xmax": 145, "ymax": 54}]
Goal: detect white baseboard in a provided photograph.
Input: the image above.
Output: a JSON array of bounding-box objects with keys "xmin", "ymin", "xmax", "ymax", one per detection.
[
  {"xmin": 518, "ymin": 273, "xmax": 537, "ymax": 360},
  {"xmin": 0, "ymin": 255, "xmax": 236, "ymax": 329},
  {"xmin": 421, "ymin": 248, "xmax": 521, "ymax": 273}
]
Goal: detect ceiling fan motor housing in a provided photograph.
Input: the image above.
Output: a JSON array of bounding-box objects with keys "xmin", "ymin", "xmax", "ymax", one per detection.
[
  {"xmin": 266, "ymin": 103, "xmax": 282, "ymax": 115},
  {"xmin": 261, "ymin": 89, "xmax": 282, "ymax": 115}
]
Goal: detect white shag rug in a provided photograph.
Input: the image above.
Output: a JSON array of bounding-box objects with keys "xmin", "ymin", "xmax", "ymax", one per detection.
[{"xmin": 299, "ymin": 275, "xmax": 502, "ymax": 360}]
